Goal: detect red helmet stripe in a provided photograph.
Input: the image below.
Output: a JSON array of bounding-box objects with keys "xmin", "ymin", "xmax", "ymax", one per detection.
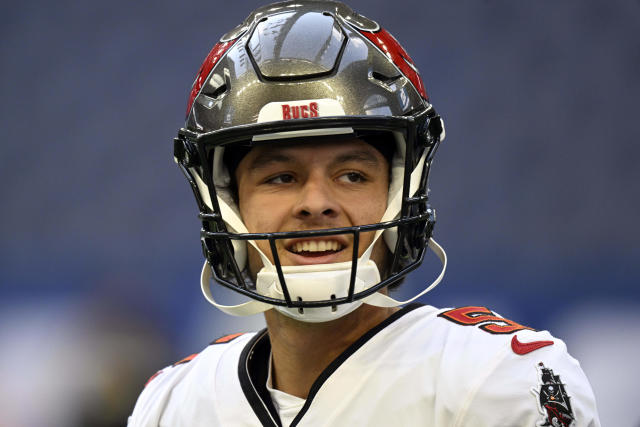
[
  {"xmin": 186, "ymin": 39, "xmax": 237, "ymax": 118},
  {"xmin": 359, "ymin": 28, "xmax": 429, "ymax": 101}
]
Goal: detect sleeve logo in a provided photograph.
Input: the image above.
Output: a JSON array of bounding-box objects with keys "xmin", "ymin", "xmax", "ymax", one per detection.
[
  {"xmin": 511, "ymin": 335, "xmax": 554, "ymax": 355},
  {"xmin": 531, "ymin": 363, "xmax": 575, "ymax": 426}
]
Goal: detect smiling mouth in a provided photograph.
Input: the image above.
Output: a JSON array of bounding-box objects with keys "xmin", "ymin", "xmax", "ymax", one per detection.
[{"xmin": 286, "ymin": 239, "xmax": 346, "ymax": 257}]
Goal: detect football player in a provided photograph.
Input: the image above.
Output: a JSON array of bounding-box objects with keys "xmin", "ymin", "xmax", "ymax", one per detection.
[{"xmin": 129, "ymin": 1, "xmax": 600, "ymax": 426}]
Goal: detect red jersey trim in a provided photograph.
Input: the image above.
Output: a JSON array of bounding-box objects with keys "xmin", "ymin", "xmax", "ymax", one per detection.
[{"xmin": 212, "ymin": 332, "xmax": 245, "ymax": 344}]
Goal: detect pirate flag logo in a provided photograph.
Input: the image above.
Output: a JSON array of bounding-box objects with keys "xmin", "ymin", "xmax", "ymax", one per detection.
[{"xmin": 531, "ymin": 362, "xmax": 575, "ymax": 427}]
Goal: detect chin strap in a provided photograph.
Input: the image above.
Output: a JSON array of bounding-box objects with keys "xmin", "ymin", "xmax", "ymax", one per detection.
[
  {"xmin": 200, "ymin": 237, "xmax": 447, "ymax": 317},
  {"xmin": 201, "ymin": 264, "xmax": 272, "ymax": 316},
  {"xmin": 362, "ymin": 238, "xmax": 447, "ymax": 307}
]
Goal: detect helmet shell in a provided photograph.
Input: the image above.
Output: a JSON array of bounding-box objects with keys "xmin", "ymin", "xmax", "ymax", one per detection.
[
  {"xmin": 186, "ymin": 0, "xmax": 429, "ymax": 132},
  {"xmin": 175, "ymin": 1, "xmax": 446, "ymax": 321}
]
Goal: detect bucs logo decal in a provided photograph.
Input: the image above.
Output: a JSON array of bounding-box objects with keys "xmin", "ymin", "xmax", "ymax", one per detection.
[
  {"xmin": 256, "ymin": 99, "xmax": 344, "ymax": 123},
  {"xmin": 281, "ymin": 102, "xmax": 319, "ymax": 120},
  {"xmin": 531, "ymin": 363, "xmax": 575, "ymax": 427}
]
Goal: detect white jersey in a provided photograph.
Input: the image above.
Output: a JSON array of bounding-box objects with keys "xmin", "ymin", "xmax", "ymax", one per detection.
[{"xmin": 128, "ymin": 304, "xmax": 600, "ymax": 426}]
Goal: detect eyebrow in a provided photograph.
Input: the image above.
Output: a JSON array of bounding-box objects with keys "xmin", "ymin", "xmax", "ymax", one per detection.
[
  {"xmin": 246, "ymin": 152, "xmax": 296, "ymax": 171},
  {"xmin": 247, "ymin": 148, "xmax": 382, "ymax": 172},
  {"xmin": 328, "ymin": 150, "xmax": 381, "ymax": 168}
]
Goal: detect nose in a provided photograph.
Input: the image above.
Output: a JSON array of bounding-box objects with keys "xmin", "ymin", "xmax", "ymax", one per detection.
[{"xmin": 292, "ymin": 175, "xmax": 340, "ymax": 221}]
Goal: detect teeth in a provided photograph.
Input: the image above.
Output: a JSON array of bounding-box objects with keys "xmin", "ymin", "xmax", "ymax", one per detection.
[{"xmin": 291, "ymin": 240, "xmax": 343, "ymax": 253}]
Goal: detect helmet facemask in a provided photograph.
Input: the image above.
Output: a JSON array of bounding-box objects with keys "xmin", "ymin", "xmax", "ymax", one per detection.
[{"xmin": 174, "ymin": 112, "xmax": 445, "ymax": 322}]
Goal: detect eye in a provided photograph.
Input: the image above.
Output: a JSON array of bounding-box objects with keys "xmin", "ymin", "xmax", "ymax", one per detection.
[
  {"xmin": 337, "ymin": 172, "xmax": 366, "ymax": 183},
  {"xmin": 266, "ymin": 173, "xmax": 295, "ymax": 184}
]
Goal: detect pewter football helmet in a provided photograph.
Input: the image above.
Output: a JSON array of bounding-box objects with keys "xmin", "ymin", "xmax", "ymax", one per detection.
[{"xmin": 173, "ymin": 0, "xmax": 446, "ymax": 322}]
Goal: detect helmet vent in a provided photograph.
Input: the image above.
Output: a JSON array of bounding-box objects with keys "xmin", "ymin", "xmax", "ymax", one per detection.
[
  {"xmin": 203, "ymin": 83, "xmax": 227, "ymax": 99},
  {"xmin": 297, "ymin": 297, "xmax": 304, "ymax": 314},
  {"xmin": 371, "ymin": 71, "xmax": 401, "ymax": 84},
  {"xmin": 247, "ymin": 11, "xmax": 346, "ymax": 80}
]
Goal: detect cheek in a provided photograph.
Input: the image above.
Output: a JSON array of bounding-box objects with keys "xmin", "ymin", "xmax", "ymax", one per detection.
[
  {"xmin": 347, "ymin": 183, "xmax": 388, "ymax": 224},
  {"xmin": 345, "ymin": 180, "xmax": 388, "ymax": 255},
  {"xmin": 239, "ymin": 194, "xmax": 287, "ymax": 233},
  {"xmin": 240, "ymin": 196, "xmax": 276, "ymax": 278},
  {"xmin": 239, "ymin": 193, "xmax": 290, "ymax": 269}
]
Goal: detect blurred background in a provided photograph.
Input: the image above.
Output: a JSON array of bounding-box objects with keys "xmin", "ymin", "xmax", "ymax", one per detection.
[{"xmin": 1, "ymin": 0, "xmax": 638, "ymax": 425}]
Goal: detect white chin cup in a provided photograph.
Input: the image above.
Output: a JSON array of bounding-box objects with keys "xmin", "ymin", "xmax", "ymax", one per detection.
[
  {"xmin": 200, "ymin": 237, "xmax": 447, "ymax": 322},
  {"xmin": 255, "ymin": 260, "xmax": 381, "ymax": 323}
]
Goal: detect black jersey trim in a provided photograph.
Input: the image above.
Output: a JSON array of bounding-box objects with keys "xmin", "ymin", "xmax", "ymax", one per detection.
[
  {"xmin": 290, "ymin": 303, "xmax": 423, "ymax": 426},
  {"xmin": 238, "ymin": 329, "xmax": 282, "ymax": 427},
  {"xmin": 238, "ymin": 303, "xmax": 423, "ymax": 427}
]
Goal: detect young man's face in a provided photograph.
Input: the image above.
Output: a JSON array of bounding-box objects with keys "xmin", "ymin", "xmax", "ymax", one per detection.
[{"xmin": 235, "ymin": 137, "xmax": 391, "ymax": 278}]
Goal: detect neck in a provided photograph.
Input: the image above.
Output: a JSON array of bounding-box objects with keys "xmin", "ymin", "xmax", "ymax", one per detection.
[{"xmin": 265, "ymin": 304, "xmax": 398, "ymax": 399}]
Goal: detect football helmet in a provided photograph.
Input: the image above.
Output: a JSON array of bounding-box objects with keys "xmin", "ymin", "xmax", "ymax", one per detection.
[{"xmin": 173, "ymin": 0, "xmax": 447, "ymax": 322}]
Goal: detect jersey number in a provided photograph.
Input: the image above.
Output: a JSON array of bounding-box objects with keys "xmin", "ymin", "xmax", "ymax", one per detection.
[{"xmin": 438, "ymin": 306, "xmax": 533, "ymax": 334}]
